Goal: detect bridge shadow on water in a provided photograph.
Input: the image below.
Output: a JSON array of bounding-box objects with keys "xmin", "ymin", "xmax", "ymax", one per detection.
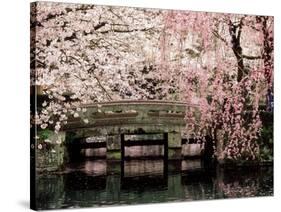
[{"xmin": 35, "ymin": 157, "xmax": 273, "ymax": 210}]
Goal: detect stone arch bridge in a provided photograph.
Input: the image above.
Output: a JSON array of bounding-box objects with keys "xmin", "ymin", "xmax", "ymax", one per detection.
[{"xmin": 63, "ymin": 100, "xmax": 202, "ymax": 161}]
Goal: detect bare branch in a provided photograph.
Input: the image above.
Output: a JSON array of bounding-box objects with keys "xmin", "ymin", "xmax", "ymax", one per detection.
[
  {"xmin": 242, "ymin": 54, "xmax": 262, "ymax": 60},
  {"xmin": 94, "ymin": 21, "xmax": 107, "ymax": 31},
  {"xmin": 93, "ymin": 75, "xmax": 113, "ymax": 101},
  {"xmin": 99, "ymin": 27, "xmax": 154, "ymax": 34},
  {"xmin": 212, "ymin": 30, "xmax": 228, "ymax": 45}
]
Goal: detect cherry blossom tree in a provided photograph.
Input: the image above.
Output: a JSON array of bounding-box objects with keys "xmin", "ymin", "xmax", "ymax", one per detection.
[
  {"xmin": 31, "ymin": 2, "xmax": 166, "ymax": 133},
  {"xmin": 160, "ymin": 10, "xmax": 273, "ymax": 160},
  {"xmin": 31, "ymin": 2, "xmax": 273, "ymax": 161}
]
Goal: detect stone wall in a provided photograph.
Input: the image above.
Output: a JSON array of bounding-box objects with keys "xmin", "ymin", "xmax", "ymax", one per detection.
[{"xmin": 36, "ymin": 131, "xmax": 66, "ymax": 172}]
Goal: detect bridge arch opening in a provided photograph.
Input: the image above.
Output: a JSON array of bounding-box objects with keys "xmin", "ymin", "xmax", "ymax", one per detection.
[
  {"xmin": 66, "ymin": 135, "xmax": 108, "ymax": 162},
  {"xmin": 121, "ymin": 133, "xmax": 168, "ymax": 160}
]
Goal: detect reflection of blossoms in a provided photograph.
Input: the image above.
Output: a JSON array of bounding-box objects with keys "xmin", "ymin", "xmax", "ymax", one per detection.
[{"xmin": 218, "ymin": 180, "xmax": 258, "ymax": 198}]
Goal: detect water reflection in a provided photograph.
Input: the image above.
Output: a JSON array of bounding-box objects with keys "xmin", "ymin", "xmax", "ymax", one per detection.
[
  {"xmin": 216, "ymin": 166, "xmax": 273, "ymax": 198},
  {"xmin": 121, "ymin": 160, "xmax": 168, "ymax": 193},
  {"xmin": 66, "ymin": 160, "xmax": 107, "ymax": 176},
  {"xmin": 181, "ymin": 159, "xmax": 202, "ymax": 171},
  {"xmin": 125, "ymin": 146, "xmax": 164, "ymax": 158},
  {"xmin": 123, "ymin": 159, "xmax": 165, "ymax": 177},
  {"xmin": 36, "ymin": 159, "xmax": 273, "ymax": 210}
]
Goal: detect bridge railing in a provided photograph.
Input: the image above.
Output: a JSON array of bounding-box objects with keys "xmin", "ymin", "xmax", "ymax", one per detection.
[
  {"xmin": 82, "ymin": 100, "xmax": 195, "ymax": 112},
  {"xmin": 65, "ymin": 100, "xmax": 199, "ymax": 130}
]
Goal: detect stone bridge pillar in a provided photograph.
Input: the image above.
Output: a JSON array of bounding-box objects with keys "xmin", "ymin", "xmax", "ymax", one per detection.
[
  {"xmin": 168, "ymin": 132, "xmax": 182, "ymax": 160},
  {"xmin": 106, "ymin": 134, "xmax": 121, "ymax": 160}
]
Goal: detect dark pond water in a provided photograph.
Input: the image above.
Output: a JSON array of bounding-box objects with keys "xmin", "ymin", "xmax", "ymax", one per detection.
[{"xmin": 36, "ymin": 159, "xmax": 273, "ymax": 210}]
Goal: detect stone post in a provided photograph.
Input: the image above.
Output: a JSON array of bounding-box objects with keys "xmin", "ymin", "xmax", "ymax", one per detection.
[
  {"xmin": 167, "ymin": 132, "xmax": 182, "ymax": 160},
  {"xmin": 106, "ymin": 134, "xmax": 121, "ymax": 160}
]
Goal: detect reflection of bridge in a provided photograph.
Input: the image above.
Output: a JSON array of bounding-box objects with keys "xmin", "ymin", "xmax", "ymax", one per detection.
[{"xmin": 64, "ymin": 100, "xmax": 202, "ymax": 161}]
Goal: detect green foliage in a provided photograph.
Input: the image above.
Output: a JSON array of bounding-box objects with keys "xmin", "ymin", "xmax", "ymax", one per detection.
[
  {"xmin": 258, "ymin": 123, "xmax": 273, "ymax": 161},
  {"xmin": 38, "ymin": 129, "xmax": 53, "ymax": 140},
  {"xmin": 37, "ymin": 129, "xmax": 56, "ymax": 151}
]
